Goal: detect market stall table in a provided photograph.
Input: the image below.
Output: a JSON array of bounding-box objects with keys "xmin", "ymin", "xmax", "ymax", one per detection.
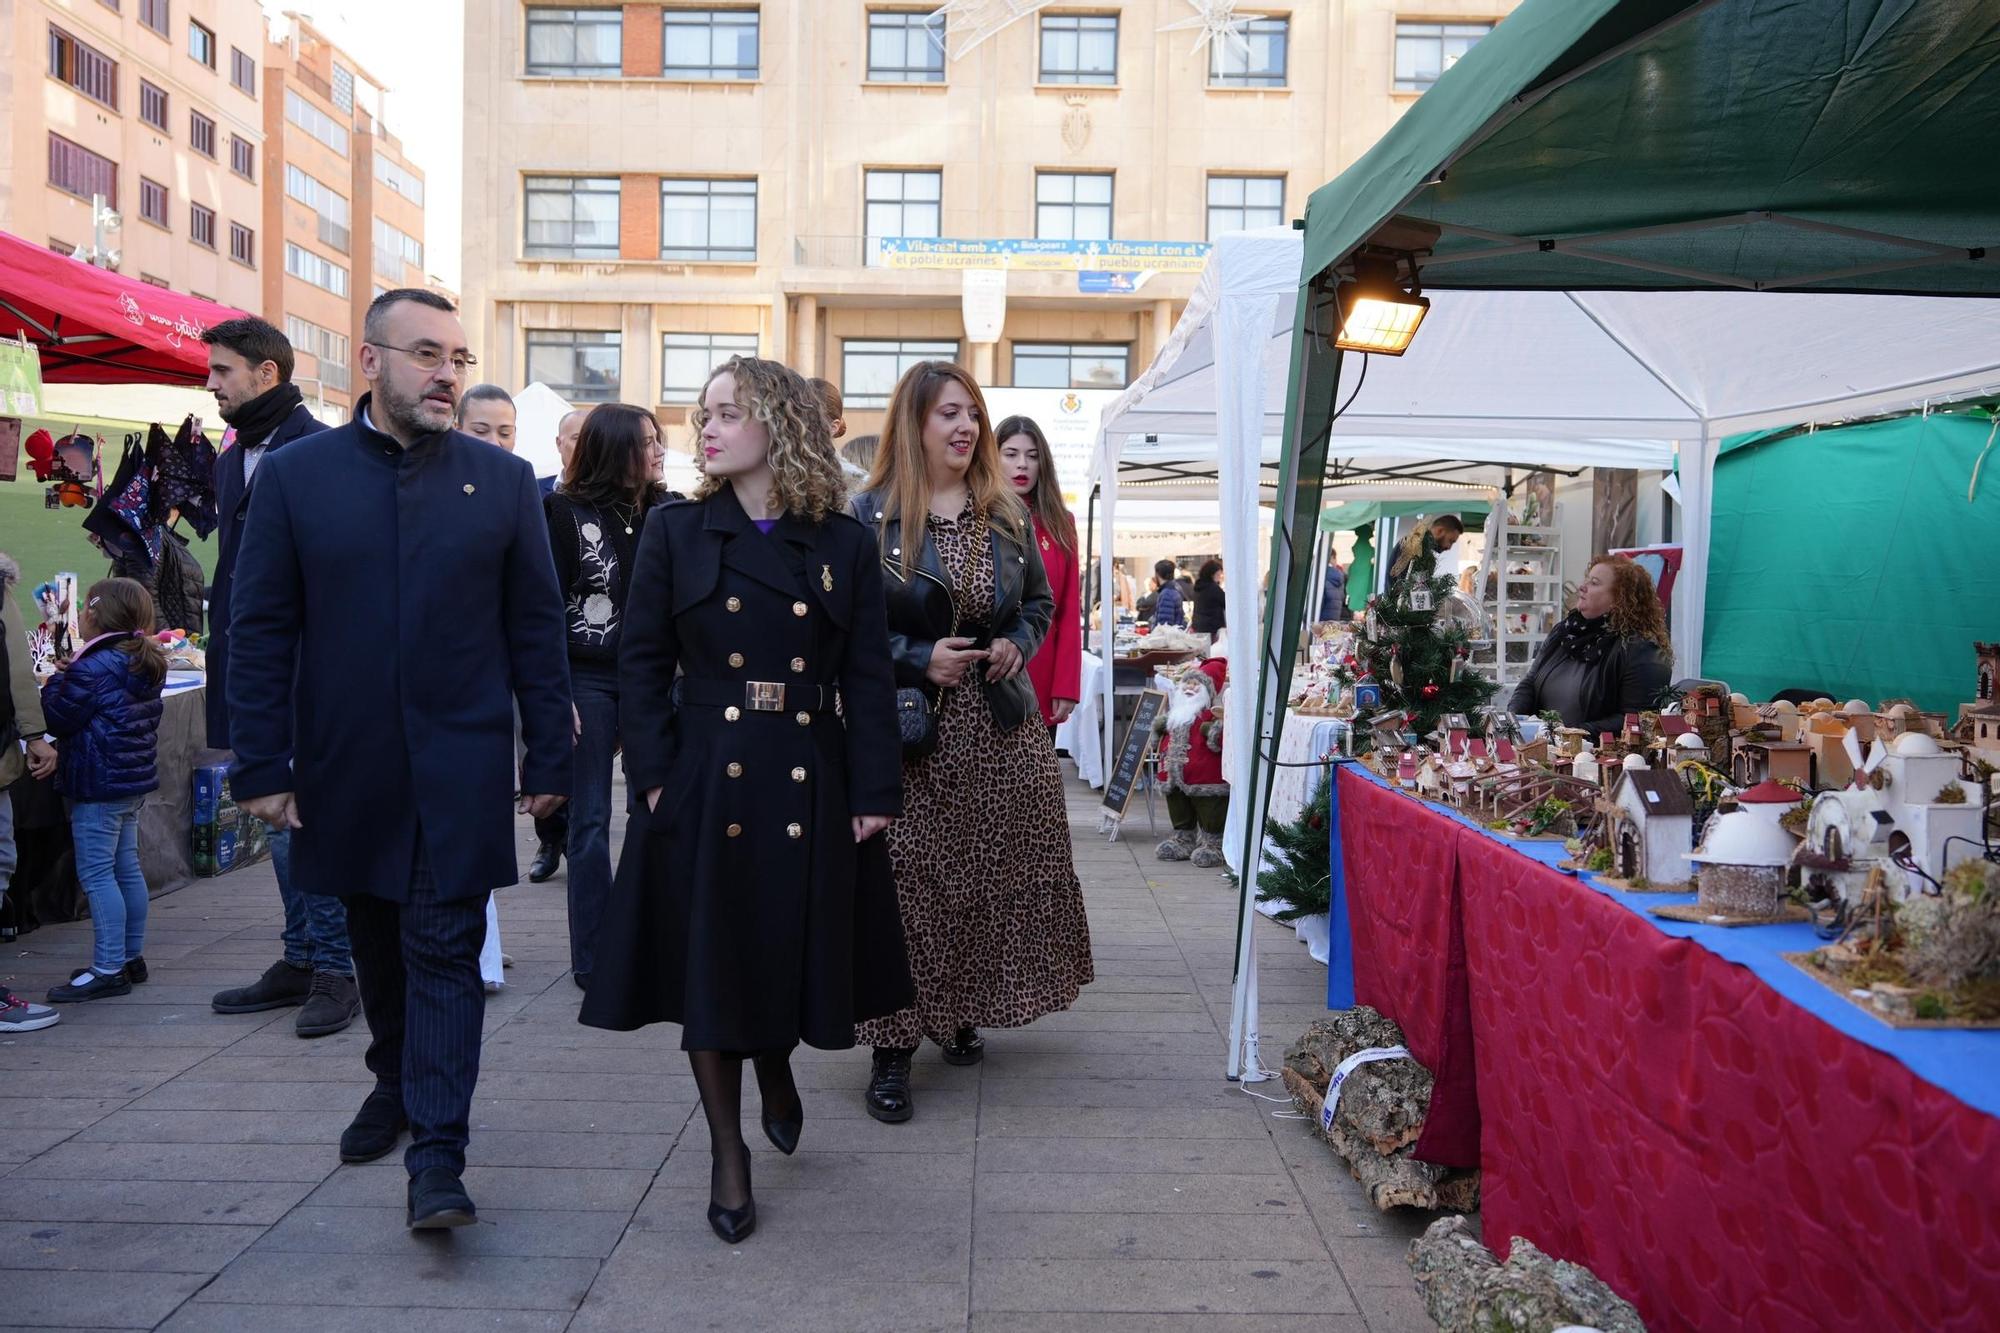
[{"xmin": 1330, "ymin": 762, "xmax": 2000, "ymax": 1332}]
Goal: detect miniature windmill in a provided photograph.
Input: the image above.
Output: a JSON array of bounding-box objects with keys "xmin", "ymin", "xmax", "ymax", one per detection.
[
  {"xmin": 1843, "ymin": 729, "xmax": 1889, "ymax": 790},
  {"xmin": 1159, "ymin": 0, "xmax": 1254, "ymax": 58},
  {"xmin": 927, "ymin": 0, "xmax": 1052, "ymax": 58}
]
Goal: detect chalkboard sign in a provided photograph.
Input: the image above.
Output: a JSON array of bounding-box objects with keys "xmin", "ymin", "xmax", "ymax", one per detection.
[{"xmin": 1101, "ymin": 688, "xmax": 1168, "ymax": 826}]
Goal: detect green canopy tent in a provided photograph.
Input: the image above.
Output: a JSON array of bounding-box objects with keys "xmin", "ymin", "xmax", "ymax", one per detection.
[{"xmin": 1231, "ymin": 0, "xmax": 2000, "ymax": 1076}]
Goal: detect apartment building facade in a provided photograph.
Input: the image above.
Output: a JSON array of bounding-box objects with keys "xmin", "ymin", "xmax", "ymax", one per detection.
[
  {"xmin": 5, "ymin": 0, "xmax": 269, "ymax": 311},
  {"xmin": 263, "ymin": 13, "xmax": 431, "ymax": 415},
  {"xmin": 461, "ymin": 1, "xmax": 1516, "ymax": 434}
]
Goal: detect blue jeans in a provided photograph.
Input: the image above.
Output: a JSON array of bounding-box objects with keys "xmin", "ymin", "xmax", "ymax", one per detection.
[
  {"xmin": 566, "ymin": 659, "xmax": 620, "ymax": 976},
  {"xmin": 272, "ymin": 826, "xmax": 352, "ymax": 976},
  {"xmin": 70, "ymin": 796, "xmax": 148, "ymax": 975}
]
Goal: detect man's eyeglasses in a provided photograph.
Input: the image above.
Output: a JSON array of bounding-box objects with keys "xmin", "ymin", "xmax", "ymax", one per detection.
[{"xmin": 369, "ymin": 342, "xmax": 478, "ymax": 377}]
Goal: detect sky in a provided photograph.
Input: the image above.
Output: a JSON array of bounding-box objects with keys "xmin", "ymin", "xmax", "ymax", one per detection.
[{"xmin": 263, "ymin": 1, "xmax": 468, "ymax": 290}]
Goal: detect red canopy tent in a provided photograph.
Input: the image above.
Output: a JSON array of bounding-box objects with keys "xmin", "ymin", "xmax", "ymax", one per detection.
[{"xmin": 0, "ymin": 228, "xmax": 250, "ymax": 386}]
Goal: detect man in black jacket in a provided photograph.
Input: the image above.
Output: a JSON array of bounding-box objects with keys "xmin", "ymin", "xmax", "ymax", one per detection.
[{"xmin": 198, "ymin": 318, "xmax": 360, "ymax": 1039}]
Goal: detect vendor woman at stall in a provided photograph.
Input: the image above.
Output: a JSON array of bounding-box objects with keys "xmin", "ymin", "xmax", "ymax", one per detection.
[{"xmin": 1507, "ymin": 554, "xmax": 1671, "ymax": 737}]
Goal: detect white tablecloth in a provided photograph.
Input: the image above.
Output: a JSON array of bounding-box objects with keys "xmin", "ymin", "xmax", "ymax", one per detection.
[
  {"xmin": 1056, "ymin": 650, "xmax": 1106, "ymax": 787},
  {"xmin": 1256, "ymin": 714, "xmax": 1350, "ymax": 935}
]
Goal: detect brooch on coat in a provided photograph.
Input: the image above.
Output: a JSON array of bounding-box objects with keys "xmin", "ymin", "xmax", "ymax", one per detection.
[{"xmin": 821, "ymin": 564, "xmax": 834, "ymax": 592}]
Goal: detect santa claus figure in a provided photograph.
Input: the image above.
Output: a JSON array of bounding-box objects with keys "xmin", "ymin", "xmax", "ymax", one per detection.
[{"xmin": 1156, "ymin": 658, "xmax": 1229, "ymax": 869}]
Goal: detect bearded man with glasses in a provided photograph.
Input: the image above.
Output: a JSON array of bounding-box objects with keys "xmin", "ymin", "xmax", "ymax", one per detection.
[{"xmin": 226, "ymin": 288, "xmax": 575, "ymax": 1230}]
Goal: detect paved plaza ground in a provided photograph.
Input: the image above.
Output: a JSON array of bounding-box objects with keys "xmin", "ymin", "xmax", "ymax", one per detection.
[{"xmin": 1, "ymin": 777, "xmax": 1443, "ymax": 1331}]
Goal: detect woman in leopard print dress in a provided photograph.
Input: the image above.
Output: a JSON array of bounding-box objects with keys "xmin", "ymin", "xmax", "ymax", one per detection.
[{"xmin": 851, "ymin": 361, "xmax": 1093, "ymax": 1122}]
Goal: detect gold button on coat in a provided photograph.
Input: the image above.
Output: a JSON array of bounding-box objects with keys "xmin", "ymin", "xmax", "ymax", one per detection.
[
  {"xmin": 792, "ymin": 601, "xmax": 808, "ymax": 617},
  {"xmin": 726, "ymin": 597, "xmax": 742, "ymax": 612},
  {"xmin": 795, "ymin": 711, "xmax": 811, "ymax": 726},
  {"xmin": 790, "ymin": 657, "xmax": 806, "ymax": 674},
  {"xmin": 728, "ymin": 652, "xmax": 745, "ymax": 668},
  {"xmin": 786, "ymin": 823, "xmax": 802, "ymax": 839},
  {"xmin": 791, "ymin": 767, "xmax": 807, "ymax": 783},
  {"xmin": 726, "ymin": 762, "xmax": 743, "ymax": 778},
  {"xmin": 726, "ymin": 823, "xmax": 743, "ymax": 838},
  {"xmin": 724, "ymin": 706, "xmax": 741, "ymax": 722}
]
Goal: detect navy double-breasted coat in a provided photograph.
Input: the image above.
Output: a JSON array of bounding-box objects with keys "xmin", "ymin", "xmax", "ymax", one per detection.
[
  {"xmin": 226, "ymin": 395, "xmax": 575, "ymax": 902},
  {"xmin": 578, "ymin": 487, "xmax": 912, "ymax": 1050}
]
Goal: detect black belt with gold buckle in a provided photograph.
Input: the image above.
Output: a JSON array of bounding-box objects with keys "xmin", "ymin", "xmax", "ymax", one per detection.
[{"xmin": 678, "ymin": 679, "xmax": 836, "ymax": 713}]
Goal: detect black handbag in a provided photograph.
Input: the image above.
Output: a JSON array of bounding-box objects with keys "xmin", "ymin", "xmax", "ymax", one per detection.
[{"xmin": 895, "ymin": 686, "xmax": 938, "ymax": 759}]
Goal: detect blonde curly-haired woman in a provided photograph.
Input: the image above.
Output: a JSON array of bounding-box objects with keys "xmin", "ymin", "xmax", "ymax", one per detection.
[{"xmin": 580, "ymin": 357, "xmax": 910, "ymax": 1244}]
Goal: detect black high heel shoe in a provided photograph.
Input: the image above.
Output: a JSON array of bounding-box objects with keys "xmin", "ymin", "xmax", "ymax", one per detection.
[
  {"xmin": 707, "ymin": 1143, "xmax": 756, "ymax": 1244},
  {"xmin": 758, "ymin": 1056, "xmax": 803, "ymax": 1156}
]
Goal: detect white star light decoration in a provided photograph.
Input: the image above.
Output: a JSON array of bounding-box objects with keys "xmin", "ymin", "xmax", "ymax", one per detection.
[
  {"xmin": 1159, "ymin": 0, "xmax": 1254, "ymax": 59},
  {"xmin": 926, "ymin": 0, "xmax": 1054, "ymax": 59}
]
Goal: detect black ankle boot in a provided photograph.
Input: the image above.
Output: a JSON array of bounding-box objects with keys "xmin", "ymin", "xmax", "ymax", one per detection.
[
  {"xmin": 707, "ymin": 1143, "xmax": 756, "ymax": 1244},
  {"xmin": 866, "ymin": 1047, "xmax": 915, "ymax": 1124},
  {"xmin": 940, "ymin": 1026, "xmax": 984, "ymax": 1066}
]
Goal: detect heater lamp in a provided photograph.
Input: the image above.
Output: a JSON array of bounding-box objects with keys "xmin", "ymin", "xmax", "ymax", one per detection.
[{"xmin": 1332, "ymin": 257, "xmax": 1430, "ymax": 356}]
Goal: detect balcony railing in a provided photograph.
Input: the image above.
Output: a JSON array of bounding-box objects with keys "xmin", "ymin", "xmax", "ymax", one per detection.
[
  {"xmin": 794, "ymin": 235, "xmax": 877, "ymax": 268},
  {"xmin": 293, "ymin": 63, "xmax": 334, "ymax": 102}
]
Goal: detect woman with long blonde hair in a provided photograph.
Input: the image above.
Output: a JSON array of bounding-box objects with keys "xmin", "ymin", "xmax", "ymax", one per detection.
[
  {"xmin": 580, "ymin": 357, "xmax": 910, "ymax": 1243},
  {"xmin": 1507, "ymin": 553, "xmax": 1673, "ymax": 736},
  {"xmin": 851, "ymin": 361, "xmax": 1093, "ymax": 1123}
]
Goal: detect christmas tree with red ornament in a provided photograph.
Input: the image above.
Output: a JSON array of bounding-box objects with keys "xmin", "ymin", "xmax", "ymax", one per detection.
[{"xmin": 1338, "ymin": 526, "xmax": 1498, "ymax": 742}]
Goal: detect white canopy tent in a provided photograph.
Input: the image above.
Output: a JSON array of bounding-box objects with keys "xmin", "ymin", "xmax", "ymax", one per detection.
[{"xmin": 1097, "ymin": 224, "xmax": 2000, "ymax": 1081}]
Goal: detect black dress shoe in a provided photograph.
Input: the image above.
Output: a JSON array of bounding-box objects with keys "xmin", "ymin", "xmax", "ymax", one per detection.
[
  {"xmin": 340, "ymin": 1086, "xmax": 409, "ymax": 1164},
  {"xmin": 47, "ymin": 968, "xmax": 132, "ymax": 1003},
  {"xmin": 865, "ymin": 1047, "xmax": 915, "ymax": 1124},
  {"xmin": 407, "ymin": 1166, "xmax": 476, "ymax": 1230},
  {"xmin": 212, "ymin": 959, "xmax": 311, "ymax": 1013},
  {"xmin": 707, "ymin": 1144, "xmax": 755, "ymax": 1244},
  {"xmin": 527, "ymin": 840, "xmax": 563, "ymax": 883},
  {"xmin": 940, "ymin": 1026, "xmax": 984, "ymax": 1066},
  {"xmin": 123, "ymin": 956, "xmax": 149, "ymax": 985},
  {"xmin": 762, "ymin": 1100, "xmax": 802, "ymax": 1156},
  {"xmin": 295, "ymin": 972, "xmax": 361, "ymax": 1038}
]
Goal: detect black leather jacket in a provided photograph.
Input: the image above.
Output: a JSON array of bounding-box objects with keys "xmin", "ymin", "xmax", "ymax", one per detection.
[{"xmin": 850, "ymin": 490, "xmax": 1054, "ymax": 732}]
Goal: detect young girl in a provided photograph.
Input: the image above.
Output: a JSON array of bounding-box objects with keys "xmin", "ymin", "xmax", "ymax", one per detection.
[{"xmin": 40, "ymin": 578, "xmax": 166, "ymax": 1003}]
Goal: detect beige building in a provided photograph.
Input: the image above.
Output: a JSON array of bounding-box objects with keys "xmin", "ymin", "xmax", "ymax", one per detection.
[
  {"xmin": 263, "ymin": 12, "xmax": 432, "ymax": 415},
  {"xmin": 2, "ymin": 0, "xmax": 270, "ymax": 312},
  {"xmin": 461, "ymin": 1, "xmax": 1517, "ymax": 436}
]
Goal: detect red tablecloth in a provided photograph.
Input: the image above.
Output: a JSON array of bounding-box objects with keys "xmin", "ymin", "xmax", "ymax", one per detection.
[{"xmin": 1337, "ymin": 767, "xmax": 2000, "ymax": 1332}]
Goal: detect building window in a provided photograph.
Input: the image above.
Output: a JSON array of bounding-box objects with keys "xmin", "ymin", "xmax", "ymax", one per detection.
[
  {"xmin": 287, "ymin": 315, "xmax": 349, "ymax": 391},
  {"xmin": 526, "ymin": 6, "xmax": 623, "ymax": 76},
  {"xmin": 1394, "ymin": 21, "xmax": 1491, "ymax": 92},
  {"xmin": 663, "ymin": 8, "xmax": 760, "ymax": 80},
  {"xmin": 867, "ymin": 10, "xmax": 945, "ymax": 82},
  {"xmin": 140, "ymin": 0, "xmax": 168, "ymax": 38},
  {"xmin": 1210, "ymin": 16, "xmax": 1288, "ymax": 87},
  {"xmin": 285, "ymin": 242, "xmax": 350, "ymax": 296},
  {"xmin": 286, "ymin": 89, "xmax": 349, "ymax": 156},
  {"xmin": 230, "ymin": 134, "xmax": 255, "ymax": 180},
  {"xmin": 48, "ymin": 26, "xmax": 121, "ymax": 109},
  {"xmin": 286, "ymin": 165, "xmax": 351, "ymax": 253},
  {"xmin": 47, "ymin": 133, "xmax": 117, "ymax": 207},
  {"xmin": 526, "ymin": 330, "xmax": 622, "ymax": 402},
  {"xmin": 1206, "ymin": 174, "xmax": 1284, "ymax": 238},
  {"xmin": 863, "ymin": 169, "xmax": 941, "ymax": 265},
  {"xmin": 375, "ymin": 155, "xmax": 426, "ymax": 206},
  {"xmin": 229, "ymin": 221, "xmax": 254, "ymax": 266},
  {"xmin": 661, "ymin": 178, "xmax": 757, "ymax": 262},
  {"xmin": 189, "ymin": 20, "xmax": 216, "ymax": 69},
  {"xmin": 188, "ymin": 112, "xmax": 217, "ymax": 158},
  {"xmin": 332, "ymin": 64, "xmax": 355, "ymax": 111},
  {"xmin": 1035, "ymin": 171, "xmax": 1112, "ymax": 241},
  {"xmin": 662, "ymin": 332, "xmax": 760, "ymax": 402},
  {"xmin": 141, "ymin": 274, "xmax": 170, "ymax": 288},
  {"xmin": 140, "ymin": 178, "xmax": 170, "ymax": 229},
  {"xmin": 1012, "ymin": 342, "xmax": 1129, "ymax": 390},
  {"xmin": 524, "ymin": 175, "xmax": 620, "ymax": 259},
  {"xmin": 374, "ymin": 218, "xmax": 424, "ymax": 280},
  {"xmin": 190, "ymin": 202, "xmax": 216, "ymax": 249},
  {"xmin": 140, "ymin": 80, "xmax": 170, "ymax": 131},
  {"xmin": 1039, "ymin": 13, "xmax": 1116, "ymax": 85},
  {"xmin": 841, "ymin": 339, "xmax": 957, "ymax": 409},
  {"xmin": 231, "ymin": 47, "xmax": 256, "ymax": 95}
]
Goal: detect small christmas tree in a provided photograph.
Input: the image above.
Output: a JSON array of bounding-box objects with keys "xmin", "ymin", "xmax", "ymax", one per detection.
[
  {"xmin": 1339, "ymin": 527, "xmax": 1498, "ymax": 742},
  {"xmin": 1256, "ymin": 778, "xmax": 1333, "ymax": 920}
]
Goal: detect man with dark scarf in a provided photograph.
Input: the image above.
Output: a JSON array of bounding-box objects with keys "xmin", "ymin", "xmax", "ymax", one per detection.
[{"xmin": 197, "ymin": 318, "xmax": 360, "ymax": 1040}]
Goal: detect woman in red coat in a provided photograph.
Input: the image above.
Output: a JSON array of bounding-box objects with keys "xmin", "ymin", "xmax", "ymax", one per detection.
[{"xmin": 997, "ymin": 416, "xmax": 1081, "ymax": 729}]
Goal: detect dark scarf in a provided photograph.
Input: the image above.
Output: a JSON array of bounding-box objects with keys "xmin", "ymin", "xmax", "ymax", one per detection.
[
  {"xmin": 225, "ymin": 381, "xmax": 305, "ymax": 446},
  {"xmin": 1550, "ymin": 610, "xmax": 1618, "ymax": 666}
]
